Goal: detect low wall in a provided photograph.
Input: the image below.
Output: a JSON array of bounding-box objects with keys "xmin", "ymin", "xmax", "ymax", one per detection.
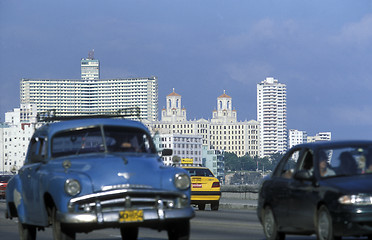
[{"xmin": 221, "ymin": 185, "xmax": 259, "ymax": 200}]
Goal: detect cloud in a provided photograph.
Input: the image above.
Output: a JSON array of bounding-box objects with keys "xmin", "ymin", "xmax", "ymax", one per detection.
[
  {"xmin": 222, "ymin": 18, "xmax": 300, "ymax": 51},
  {"xmin": 330, "ymin": 14, "xmax": 372, "ymax": 47},
  {"xmin": 224, "ymin": 62, "xmax": 273, "ymax": 85},
  {"xmin": 331, "ymin": 106, "xmax": 372, "ymax": 126}
]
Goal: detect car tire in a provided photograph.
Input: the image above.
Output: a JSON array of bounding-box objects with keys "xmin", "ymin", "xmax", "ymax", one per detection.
[
  {"xmin": 263, "ymin": 206, "xmax": 285, "ymax": 240},
  {"xmin": 167, "ymin": 220, "xmax": 190, "ymax": 240},
  {"xmin": 52, "ymin": 207, "xmax": 76, "ymax": 240},
  {"xmin": 316, "ymin": 205, "xmax": 336, "ymax": 240},
  {"xmin": 120, "ymin": 226, "xmax": 139, "ymax": 240},
  {"xmin": 198, "ymin": 204, "xmax": 205, "ymax": 211},
  {"xmin": 18, "ymin": 221, "xmax": 36, "ymax": 240},
  {"xmin": 211, "ymin": 201, "xmax": 219, "ymax": 211}
]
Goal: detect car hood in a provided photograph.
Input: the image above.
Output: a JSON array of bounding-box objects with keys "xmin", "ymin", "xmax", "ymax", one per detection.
[
  {"xmin": 323, "ymin": 174, "xmax": 372, "ymax": 194},
  {"xmin": 53, "ymin": 153, "xmax": 164, "ymax": 192}
]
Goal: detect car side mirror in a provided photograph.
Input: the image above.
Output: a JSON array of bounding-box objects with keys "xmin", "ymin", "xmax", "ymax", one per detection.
[
  {"xmin": 161, "ymin": 149, "xmax": 173, "ymax": 156},
  {"xmin": 294, "ymin": 169, "xmax": 314, "ymax": 181}
]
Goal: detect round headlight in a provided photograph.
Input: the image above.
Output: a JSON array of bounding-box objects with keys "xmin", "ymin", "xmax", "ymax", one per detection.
[
  {"xmin": 64, "ymin": 179, "xmax": 81, "ymax": 196},
  {"xmin": 174, "ymin": 173, "xmax": 191, "ymax": 190}
]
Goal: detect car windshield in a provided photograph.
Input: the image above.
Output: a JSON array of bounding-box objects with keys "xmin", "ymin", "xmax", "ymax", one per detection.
[
  {"xmin": 0, "ymin": 175, "xmax": 12, "ymax": 182},
  {"xmin": 318, "ymin": 145, "xmax": 372, "ymax": 178},
  {"xmin": 185, "ymin": 168, "xmax": 214, "ymax": 177},
  {"xmin": 52, "ymin": 126, "xmax": 156, "ymax": 158}
]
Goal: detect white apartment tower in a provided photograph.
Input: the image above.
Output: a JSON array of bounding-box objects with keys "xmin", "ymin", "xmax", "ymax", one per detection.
[
  {"xmin": 257, "ymin": 77, "xmax": 287, "ymax": 157},
  {"xmin": 81, "ymin": 50, "xmax": 100, "ymax": 80}
]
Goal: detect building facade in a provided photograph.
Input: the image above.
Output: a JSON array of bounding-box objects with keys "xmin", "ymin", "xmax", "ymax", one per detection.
[
  {"xmin": 154, "ymin": 133, "xmax": 203, "ymax": 166},
  {"xmin": 202, "ymin": 146, "xmax": 225, "ymax": 183},
  {"xmin": 307, "ymin": 132, "xmax": 332, "ymax": 143},
  {"xmin": 20, "ymin": 77, "xmax": 158, "ymax": 121},
  {"xmin": 257, "ymin": 77, "xmax": 287, "ymax": 157},
  {"xmin": 81, "ymin": 50, "xmax": 100, "ymax": 80},
  {"xmin": 146, "ymin": 90, "xmax": 260, "ymax": 158},
  {"xmin": 0, "ymin": 104, "xmax": 37, "ymax": 173},
  {"xmin": 288, "ymin": 129, "xmax": 308, "ymax": 149}
]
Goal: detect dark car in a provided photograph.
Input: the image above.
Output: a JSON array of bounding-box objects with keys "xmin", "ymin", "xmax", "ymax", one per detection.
[
  {"xmin": 257, "ymin": 140, "xmax": 372, "ymax": 240},
  {"xmin": 0, "ymin": 175, "xmax": 12, "ymax": 199},
  {"xmin": 6, "ymin": 117, "xmax": 194, "ymax": 240}
]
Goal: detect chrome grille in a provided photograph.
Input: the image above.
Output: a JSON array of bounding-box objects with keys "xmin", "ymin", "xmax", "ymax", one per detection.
[{"xmin": 68, "ymin": 188, "xmax": 186, "ymax": 213}]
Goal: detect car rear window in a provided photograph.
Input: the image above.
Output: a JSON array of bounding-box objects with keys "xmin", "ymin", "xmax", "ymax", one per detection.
[{"xmin": 185, "ymin": 168, "xmax": 214, "ymax": 177}]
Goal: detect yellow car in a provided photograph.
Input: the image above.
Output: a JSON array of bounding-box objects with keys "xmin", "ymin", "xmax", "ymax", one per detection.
[{"xmin": 183, "ymin": 166, "xmax": 221, "ymax": 210}]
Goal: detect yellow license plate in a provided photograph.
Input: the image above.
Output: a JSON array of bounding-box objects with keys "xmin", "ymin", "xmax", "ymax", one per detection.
[{"xmin": 119, "ymin": 209, "xmax": 144, "ymax": 223}]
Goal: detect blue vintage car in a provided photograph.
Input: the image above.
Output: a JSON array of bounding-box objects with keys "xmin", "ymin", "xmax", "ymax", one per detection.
[{"xmin": 5, "ymin": 118, "xmax": 194, "ymax": 240}]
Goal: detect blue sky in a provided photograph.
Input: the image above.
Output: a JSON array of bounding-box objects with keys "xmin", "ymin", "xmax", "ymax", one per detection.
[{"xmin": 1, "ymin": 0, "xmax": 372, "ymax": 139}]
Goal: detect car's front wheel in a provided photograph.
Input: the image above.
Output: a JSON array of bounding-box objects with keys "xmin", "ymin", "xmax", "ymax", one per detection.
[
  {"xmin": 120, "ymin": 226, "xmax": 139, "ymax": 240},
  {"xmin": 263, "ymin": 206, "xmax": 285, "ymax": 240},
  {"xmin": 317, "ymin": 205, "xmax": 338, "ymax": 240},
  {"xmin": 52, "ymin": 207, "xmax": 76, "ymax": 240},
  {"xmin": 18, "ymin": 221, "xmax": 36, "ymax": 240},
  {"xmin": 167, "ymin": 220, "xmax": 190, "ymax": 240}
]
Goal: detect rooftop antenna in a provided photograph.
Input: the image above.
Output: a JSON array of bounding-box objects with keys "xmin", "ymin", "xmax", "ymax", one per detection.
[{"xmin": 88, "ymin": 49, "xmax": 95, "ymax": 59}]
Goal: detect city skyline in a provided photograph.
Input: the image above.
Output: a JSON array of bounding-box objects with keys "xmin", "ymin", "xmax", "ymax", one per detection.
[{"xmin": 1, "ymin": 1, "xmax": 372, "ymax": 140}]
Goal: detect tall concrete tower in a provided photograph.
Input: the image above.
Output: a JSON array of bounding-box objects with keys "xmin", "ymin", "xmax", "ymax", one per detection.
[
  {"xmin": 211, "ymin": 90, "xmax": 237, "ymax": 123},
  {"xmin": 81, "ymin": 50, "xmax": 100, "ymax": 80},
  {"xmin": 161, "ymin": 89, "xmax": 187, "ymax": 122}
]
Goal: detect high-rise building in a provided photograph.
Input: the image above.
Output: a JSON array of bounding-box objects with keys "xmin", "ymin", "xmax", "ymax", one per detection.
[
  {"xmin": 81, "ymin": 50, "xmax": 100, "ymax": 80},
  {"xmin": 257, "ymin": 77, "xmax": 287, "ymax": 157},
  {"xmin": 20, "ymin": 78, "xmax": 158, "ymax": 121},
  {"xmin": 20, "ymin": 53, "xmax": 158, "ymax": 121}
]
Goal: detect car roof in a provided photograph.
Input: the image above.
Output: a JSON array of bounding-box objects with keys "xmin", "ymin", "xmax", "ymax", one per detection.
[
  {"xmin": 291, "ymin": 140, "xmax": 372, "ymax": 150},
  {"xmin": 182, "ymin": 166, "xmax": 209, "ymax": 169},
  {"xmin": 35, "ymin": 118, "xmax": 150, "ymax": 137}
]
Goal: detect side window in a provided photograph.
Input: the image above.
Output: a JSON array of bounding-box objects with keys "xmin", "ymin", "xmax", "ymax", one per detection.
[
  {"xmin": 280, "ymin": 149, "xmax": 302, "ymax": 179},
  {"xmin": 27, "ymin": 137, "xmax": 46, "ymax": 164},
  {"xmin": 299, "ymin": 150, "xmax": 314, "ymax": 171}
]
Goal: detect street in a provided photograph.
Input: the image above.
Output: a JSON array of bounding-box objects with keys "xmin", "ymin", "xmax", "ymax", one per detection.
[
  {"xmin": 1, "ymin": 200, "xmax": 369, "ymax": 240},
  {"xmin": 0, "ymin": 200, "xmax": 263, "ymax": 240}
]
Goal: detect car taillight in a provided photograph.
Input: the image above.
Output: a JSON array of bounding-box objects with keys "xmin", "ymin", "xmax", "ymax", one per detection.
[{"xmin": 212, "ymin": 182, "xmax": 220, "ymax": 188}]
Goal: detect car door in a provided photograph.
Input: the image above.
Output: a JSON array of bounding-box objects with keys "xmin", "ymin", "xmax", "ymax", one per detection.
[
  {"xmin": 267, "ymin": 148, "xmax": 303, "ymax": 228},
  {"xmin": 287, "ymin": 149, "xmax": 318, "ymax": 231},
  {"xmin": 19, "ymin": 136, "xmax": 47, "ymax": 225}
]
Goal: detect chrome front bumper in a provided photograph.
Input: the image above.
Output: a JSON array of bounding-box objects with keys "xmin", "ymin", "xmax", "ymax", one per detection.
[
  {"xmin": 58, "ymin": 206, "xmax": 195, "ymax": 224},
  {"xmin": 59, "ymin": 188, "xmax": 194, "ymax": 224}
]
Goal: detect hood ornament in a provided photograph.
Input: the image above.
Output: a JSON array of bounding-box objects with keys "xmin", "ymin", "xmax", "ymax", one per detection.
[{"xmin": 62, "ymin": 160, "xmax": 71, "ymax": 172}]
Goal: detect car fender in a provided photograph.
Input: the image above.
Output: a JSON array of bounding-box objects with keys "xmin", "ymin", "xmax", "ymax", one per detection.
[
  {"xmin": 161, "ymin": 167, "xmax": 191, "ymax": 198},
  {"xmin": 5, "ymin": 175, "xmax": 27, "ymax": 223},
  {"xmin": 42, "ymin": 171, "xmax": 93, "ymax": 213}
]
